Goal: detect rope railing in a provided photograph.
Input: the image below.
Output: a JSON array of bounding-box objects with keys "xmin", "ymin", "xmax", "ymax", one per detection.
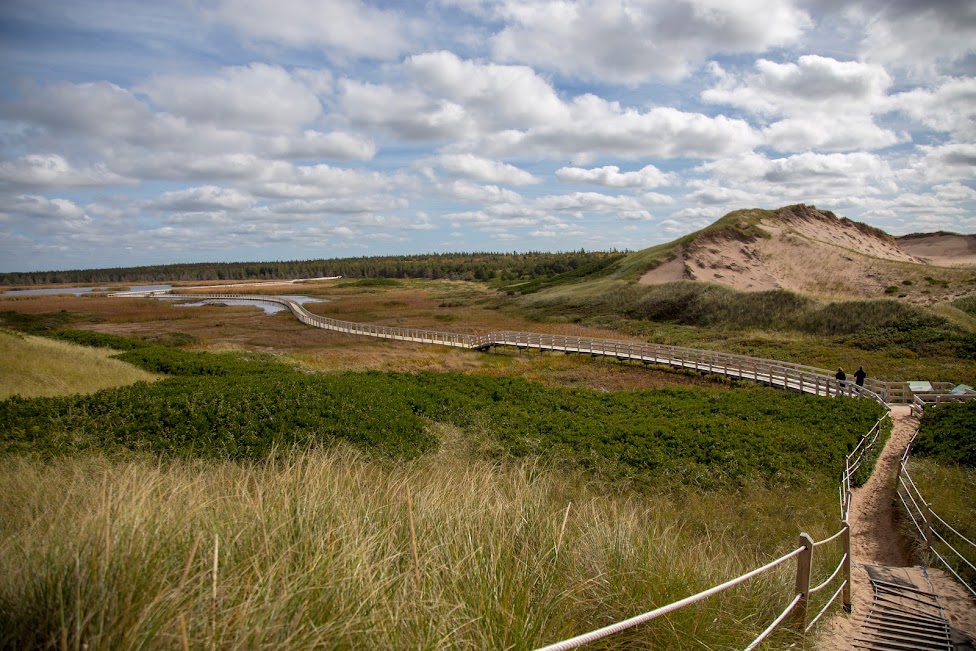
[
  {"xmin": 124, "ymin": 290, "xmax": 905, "ymax": 647},
  {"xmin": 534, "ymin": 545, "xmax": 807, "ymax": 651},
  {"xmin": 897, "ymin": 430, "xmax": 976, "ymax": 600}
]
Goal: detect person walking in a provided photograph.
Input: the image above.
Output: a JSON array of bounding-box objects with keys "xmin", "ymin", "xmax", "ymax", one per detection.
[
  {"xmin": 854, "ymin": 366, "xmax": 866, "ymax": 389},
  {"xmin": 835, "ymin": 367, "xmax": 847, "ymax": 396}
]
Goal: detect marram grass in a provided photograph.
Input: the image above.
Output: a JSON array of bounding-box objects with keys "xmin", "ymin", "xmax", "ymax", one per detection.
[
  {"xmin": 0, "ymin": 446, "xmax": 841, "ymax": 650},
  {"xmin": 0, "ymin": 329, "xmax": 159, "ymax": 400}
]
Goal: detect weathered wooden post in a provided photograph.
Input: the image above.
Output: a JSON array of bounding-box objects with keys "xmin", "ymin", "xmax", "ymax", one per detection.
[
  {"xmin": 842, "ymin": 522, "xmax": 852, "ymax": 613},
  {"xmin": 794, "ymin": 532, "xmax": 815, "ymax": 628}
]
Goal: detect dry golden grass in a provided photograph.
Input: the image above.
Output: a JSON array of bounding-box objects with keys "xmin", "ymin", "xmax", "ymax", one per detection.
[
  {"xmin": 0, "ymin": 329, "xmax": 160, "ymax": 399},
  {"xmin": 0, "ymin": 447, "xmax": 835, "ymax": 650}
]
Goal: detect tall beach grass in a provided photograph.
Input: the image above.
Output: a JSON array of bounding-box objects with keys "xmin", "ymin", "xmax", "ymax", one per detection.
[
  {"xmin": 0, "ymin": 444, "xmax": 843, "ymax": 650},
  {"xmin": 0, "ymin": 329, "xmax": 160, "ymax": 400}
]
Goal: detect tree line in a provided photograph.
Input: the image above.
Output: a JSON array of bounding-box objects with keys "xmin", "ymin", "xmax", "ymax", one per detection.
[{"xmin": 0, "ymin": 251, "xmax": 622, "ymax": 286}]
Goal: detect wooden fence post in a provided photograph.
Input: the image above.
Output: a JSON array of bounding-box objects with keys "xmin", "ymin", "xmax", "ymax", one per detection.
[
  {"xmin": 842, "ymin": 522, "xmax": 852, "ymax": 613},
  {"xmin": 794, "ymin": 532, "xmax": 815, "ymax": 629}
]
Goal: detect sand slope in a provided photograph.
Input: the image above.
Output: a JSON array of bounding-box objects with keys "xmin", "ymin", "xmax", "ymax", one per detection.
[
  {"xmin": 898, "ymin": 232, "xmax": 976, "ymax": 267},
  {"xmin": 639, "ymin": 205, "xmax": 975, "ymax": 302}
]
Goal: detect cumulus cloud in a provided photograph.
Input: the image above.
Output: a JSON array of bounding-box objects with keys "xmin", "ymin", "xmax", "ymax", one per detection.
[
  {"xmin": 850, "ymin": 0, "xmax": 976, "ymax": 73},
  {"xmin": 269, "ymin": 196, "xmax": 408, "ymax": 214},
  {"xmin": 888, "ymin": 77, "xmax": 976, "ymax": 139},
  {"xmin": 704, "ymin": 56, "xmax": 892, "ymax": 115},
  {"xmin": 761, "ymin": 115, "xmax": 906, "ymax": 152},
  {"xmin": 265, "ymin": 130, "xmax": 377, "ymax": 161},
  {"xmin": 438, "ymin": 179, "xmax": 525, "ymax": 204},
  {"xmin": 694, "ymin": 151, "xmax": 898, "ymax": 208},
  {"xmin": 146, "ymin": 186, "xmax": 255, "ymax": 212},
  {"xmin": 454, "ymin": 97, "xmax": 761, "ymax": 160},
  {"xmin": 139, "ymin": 63, "xmax": 322, "ymax": 132},
  {"xmin": 0, "ymin": 154, "xmax": 129, "ymax": 189},
  {"xmin": 433, "ymin": 153, "xmax": 539, "ymax": 185},
  {"xmin": 339, "ymin": 79, "xmax": 473, "ymax": 141},
  {"xmin": 899, "ymin": 143, "xmax": 976, "ymax": 183},
  {"xmin": 555, "ymin": 164, "xmax": 673, "ymax": 187},
  {"xmin": 203, "ymin": 0, "xmax": 411, "ymax": 60},
  {"xmin": 405, "ymin": 51, "xmax": 568, "ymax": 128},
  {"xmin": 490, "ymin": 0, "xmax": 812, "ymax": 83},
  {"xmin": 7, "ymin": 194, "xmax": 88, "ymax": 221},
  {"xmin": 703, "ymin": 56, "xmax": 904, "ymax": 151}
]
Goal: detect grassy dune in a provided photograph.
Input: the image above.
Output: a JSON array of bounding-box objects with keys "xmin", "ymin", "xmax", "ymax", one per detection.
[{"xmin": 0, "ymin": 329, "xmax": 159, "ymax": 399}]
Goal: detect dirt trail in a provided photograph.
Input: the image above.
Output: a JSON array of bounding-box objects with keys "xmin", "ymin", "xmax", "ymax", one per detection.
[{"xmin": 815, "ymin": 406, "xmax": 976, "ymax": 649}]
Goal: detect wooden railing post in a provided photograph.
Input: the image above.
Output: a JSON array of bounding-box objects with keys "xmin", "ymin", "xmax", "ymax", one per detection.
[
  {"xmin": 842, "ymin": 522, "xmax": 852, "ymax": 613},
  {"xmin": 794, "ymin": 533, "xmax": 814, "ymax": 628}
]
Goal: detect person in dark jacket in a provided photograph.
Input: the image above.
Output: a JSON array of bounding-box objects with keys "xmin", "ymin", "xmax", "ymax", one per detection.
[
  {"xmin": 854, "ymin": 366, "xmax": 866, "ymax": 388},
  {"xmin": 835, "ymin": 367, "xmax": 846, "ymax": 395}
]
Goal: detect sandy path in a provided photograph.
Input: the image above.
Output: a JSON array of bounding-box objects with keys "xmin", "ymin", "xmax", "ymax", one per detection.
[{"xmin": 815, "ymin": 406, "xmax": 976, "ymax": 649}]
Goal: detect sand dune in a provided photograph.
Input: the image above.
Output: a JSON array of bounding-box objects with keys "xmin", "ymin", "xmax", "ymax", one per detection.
[
  {"xmin": 897, "ymin": 232, "xmax": 976, "ymax": 267},
  {"xmin": 640, "ymin": 205, "xmax": 975, "ymax": 301}
]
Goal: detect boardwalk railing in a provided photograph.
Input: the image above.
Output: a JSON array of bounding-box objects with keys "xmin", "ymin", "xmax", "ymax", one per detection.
[
  {"xmin": 118, "ymin": 290, "xmax": 894, "ymax": 647},
  {"xmin": 897, "ymin": 431, "xmax": 976, "ymax": 600},
  {"xmin": 153, "ymin": 293, "xmax": 891, "ymax": 404},
  {"xmin": 131, "ymin": 290, "xmax": 976, "ymax": 646}
]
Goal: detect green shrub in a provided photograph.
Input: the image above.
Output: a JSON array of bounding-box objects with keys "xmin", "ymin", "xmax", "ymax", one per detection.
[
  {"xmin": 54, "ymin": 330, "xmax": 149, "ymax": 351},
  {"xmin": 0, "ymin": 348, "xmax": 887, "ymax": 489},
  {"xmin": 912, "ymin": 401, "xmax": 976, "ymax": 467}
]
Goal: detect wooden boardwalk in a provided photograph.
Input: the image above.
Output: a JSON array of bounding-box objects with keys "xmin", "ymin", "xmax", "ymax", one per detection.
[{"xmin": 157, "ymin": 292, "xmax": 896, "ymax": 403}]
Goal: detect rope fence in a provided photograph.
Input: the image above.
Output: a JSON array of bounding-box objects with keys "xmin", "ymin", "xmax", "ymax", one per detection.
[
  {"xmin": 897, "ymin": 431, "xmax": 976, "ymax": 600},
  {"xmin": 118, "ymin": 290, "xmax": 969, "ymax": 647}
]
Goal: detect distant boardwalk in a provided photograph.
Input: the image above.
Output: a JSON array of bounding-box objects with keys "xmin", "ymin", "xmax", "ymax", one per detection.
[{"xmin": 151, "ymin": 292, "xmax": 908, "ymax": 404}]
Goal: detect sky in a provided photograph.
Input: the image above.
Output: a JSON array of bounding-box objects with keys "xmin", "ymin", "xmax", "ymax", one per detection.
[{"xmin": 0, "ymin": 0, "xmax": 974, "ymax": 273}]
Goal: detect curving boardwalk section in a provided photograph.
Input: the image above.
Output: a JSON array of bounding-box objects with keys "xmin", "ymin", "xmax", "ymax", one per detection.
[{"xmin": 158, "ymin": 292, "xmax": 892, "ymax": 402}]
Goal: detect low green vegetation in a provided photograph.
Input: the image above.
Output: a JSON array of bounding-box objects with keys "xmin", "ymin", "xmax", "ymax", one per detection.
[
  {"xmin": 905, "ymin": 402, "xmax": 976, "ymax": 590},
  {"xmin": 912, "ymin": 401, "xmax": 976, "ymax": 466},
  {"xmin": 0, "ymin": 343, "xmax": 887, "ymax": 490},
  {"xmin": 516, "ymin": 281, "xmax": 976, "ymax": 383},
  {"xmin": 0, "ymin": 311, "xmax": 889, "ymax": 649}
]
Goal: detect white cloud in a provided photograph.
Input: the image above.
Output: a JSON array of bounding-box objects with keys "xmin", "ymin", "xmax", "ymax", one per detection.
[
  {"xmin": 146, "ymin": 186, "xmax": 255, "ymax": 212},
  {"xmin": 433, "ymin": 153, "xmax": 539, "ymax": 185},
  {"xmin": 490, "ymin": 0, "xmax": 812, "ymax": 84},
  {"xmin": 252, "ymin": 162, "xmax": 400, "ymax": 199},
  {"xmin": 203, "ymin": 0, "xmax": 411, "ymax": 60},
  {"xmin": 761, "ymin": 115, "xmax": 905, "ymax": 152},
  {"xmin": 703, "ymin": 56, "xmax": 904, "ymax": 151},
  {"xmin": 0, "ymin": 154, "xmax": 128, "ymax": 189},
  {"xmin": 269, "ymin": 196, "xmax": 407, "ymax": 214},
  {"xmin": 457, "ymin": 97, "xmax": 761, "ymax": 160},
  {"xmin": 888, "ymin": 77, "xmax": 976, "ymax": 139},
  {"xmin": 439, "ymin": 179, "xmax": 525, "ymax": 204},
  {"xmin": 139, "ymin": 63, "xmax": 322, "ymax": 132},
  {"xmin": 899, "ymin": 143, "xmax": 976, "ymax": 183},
  {"xmin": 851, "ymin": 0, "xmax": 976, "ymax": 73},
  {"xmin": 405, "ymin": 51, "xmax": 568, "ymax": 128},
  {"xmin": 704, "ymin": 56, "xmax": 892, "ymax": 115},
  {"xmin": 555, "ymin": 164, "xmax": 673, "ymax": 187},
  {"xmin": 7, "ymin": 194, "xmax": 88, "ymax": 221},
  {"xmin": 534, "ymin": 191, "xmax": 647, "ymax": 214},
  {"xmin": 339, "ymin": 79, "xmax": 473, "ymax": 141},
  {"xmin": 265, "ymin": 130, "xmax": 377, "ymax": 161}
]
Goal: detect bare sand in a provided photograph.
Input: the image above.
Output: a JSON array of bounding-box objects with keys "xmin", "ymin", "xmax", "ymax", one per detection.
[
  {"xmin": 813, "ymin": 406, "xmax": 976, "ymax": 650},
  {"xmin": 898, "ymin": 233, "xmax": 976, "ymax": 267},
  {"xmin": 639, "ymin": 208, "xmax": 975, "ymax": 301}
]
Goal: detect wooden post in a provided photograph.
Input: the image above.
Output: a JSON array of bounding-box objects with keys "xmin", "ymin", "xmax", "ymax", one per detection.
[
  {"xmin": 842, "ymin": 522, "xmax": 852, "ymax": 613},
  {"xmin": 794, "ymin": 533, "xmax": 814, "ymax": 629}
]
